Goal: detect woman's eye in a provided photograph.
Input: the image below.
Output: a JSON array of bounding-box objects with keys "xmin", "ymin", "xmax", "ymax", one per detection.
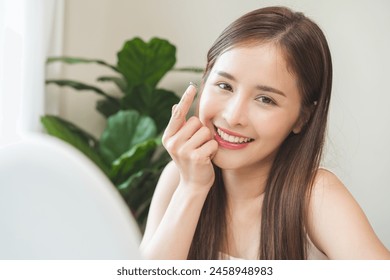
[
  {"xmin": 217, "ymin": 82, "xmax": 233, "ymax": 91},
  {"xmin": 256, "ymin": 96, "xmax": 276, "ymax": 105}
]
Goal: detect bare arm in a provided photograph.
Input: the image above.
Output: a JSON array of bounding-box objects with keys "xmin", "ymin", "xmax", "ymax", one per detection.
[
  {"xmin": 308, "ymin": 169, "xmax": 390, "ymax": 259},
  {"xmin": 140, "ymin": 161, "xmax": 209, "ymax": 259},
  {"xmin": 140, "ymin": 84, "xmax": 218, "ymax": 259}
]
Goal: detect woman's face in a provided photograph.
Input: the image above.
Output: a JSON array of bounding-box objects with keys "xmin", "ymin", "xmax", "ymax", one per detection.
[{"xmin": 198, "ymin": 43, "xmax": 304, "ymax": 172}]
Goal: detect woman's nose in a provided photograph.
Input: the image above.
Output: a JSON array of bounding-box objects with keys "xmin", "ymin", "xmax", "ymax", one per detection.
[{"xmin": 222, "ymin": 95, "xmax": 248, "ymax": 127}]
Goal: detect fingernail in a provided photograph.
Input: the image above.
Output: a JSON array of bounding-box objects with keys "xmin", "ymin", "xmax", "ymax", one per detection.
[
  {"xmin": 187, "ymin": 82, "xmax": 198, "ymax": 99},
  {"xmin": 182, "ymin": 82, "xmax": 196, "ymax": 98},
  {"xmin": 189, "ymin": 81, "xmax": 198, "ymax": 89}
]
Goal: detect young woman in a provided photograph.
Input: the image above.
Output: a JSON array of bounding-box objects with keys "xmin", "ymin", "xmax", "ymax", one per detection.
[{"xmin": 140, "ymin": 6, "xmax": 390, "ymax": 260}]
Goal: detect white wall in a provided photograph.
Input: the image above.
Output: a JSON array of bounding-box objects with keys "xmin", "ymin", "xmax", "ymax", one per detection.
[{"xmin": 55, "ymin": 0, "xmax": 390, "ymax": 248}]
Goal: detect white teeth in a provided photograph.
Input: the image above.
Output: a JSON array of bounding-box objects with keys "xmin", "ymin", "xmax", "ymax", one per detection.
[{"xmin": 217, "ymin": 128, "xmax": 253, "ymax": 144}]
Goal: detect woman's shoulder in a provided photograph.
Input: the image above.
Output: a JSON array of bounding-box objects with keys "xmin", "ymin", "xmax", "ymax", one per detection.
[
  {"xmin": 312, "ymin": 168, "xmax": 343, "ymax": 192},
  {"xmin": 309, "ymin": 168, "xmax": 350, "ymax": 215},
  {"xmin": 310, "ymin": 168, "xmax": 357, "ymax": 210},
  {"xmin": 307, "ymin": 168, "xmax": 390, "ymax": 259}
]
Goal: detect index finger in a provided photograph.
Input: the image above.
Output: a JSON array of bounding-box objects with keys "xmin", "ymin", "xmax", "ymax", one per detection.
[{"xmin": 164, "ymin": 83, "xmax": 197, "ymax": 138}]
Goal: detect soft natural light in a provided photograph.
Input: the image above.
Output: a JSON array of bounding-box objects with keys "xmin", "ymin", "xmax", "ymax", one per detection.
[
  {"xmin": 0, "ymin": 0, "xmax": 25, "ymax": 144},
  {"xmin": 0, "ymin": 0, "xmax": 47, "ymax": 146}
]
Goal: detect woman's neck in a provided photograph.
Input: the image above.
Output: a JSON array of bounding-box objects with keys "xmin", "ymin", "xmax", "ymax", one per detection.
[
  {"xmin": 222, "ymin": 165, "xmax": 269, "ymax": 203},
  {"xmin": 221, "ymin": 166, "xmax": 267, "ymax": 259}
]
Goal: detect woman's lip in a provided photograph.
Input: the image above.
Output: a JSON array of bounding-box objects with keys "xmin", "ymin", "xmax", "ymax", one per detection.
[
  {"xmin": 214, "ymin": 132, "xmax": 251, "ymax": 150},
  {"xmin": 213, "ymin": 125, "xmax": 254, "ymax": 150},
  {"xmin": 215, "ymin": 126, "xmax": 252, "ymax": 139}
]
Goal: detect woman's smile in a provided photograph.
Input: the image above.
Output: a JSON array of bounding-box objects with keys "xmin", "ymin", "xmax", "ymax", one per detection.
[{"xmin": 214, "ymin": 126, "xmax": 254, "ymax": 150}]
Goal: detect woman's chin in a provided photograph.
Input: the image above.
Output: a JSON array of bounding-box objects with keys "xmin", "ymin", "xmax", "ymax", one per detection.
[{"xmin": 211, "ymin": 152, "xmax": 241, "ymax": 170}]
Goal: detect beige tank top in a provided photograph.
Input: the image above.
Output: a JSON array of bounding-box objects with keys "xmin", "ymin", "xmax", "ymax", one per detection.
[{"xmin": 219, "ymin": 236, "xmax": 328, "ymax": 260}]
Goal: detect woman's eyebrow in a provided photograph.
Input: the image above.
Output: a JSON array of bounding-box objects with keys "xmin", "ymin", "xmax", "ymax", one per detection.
[
  {"xmin": 215, "ymin": 70, "xmax": 286, "ymax": 97},
  {"xmin": 215, "ymin": 70, "xmax": 236, "ymax": 81},
  {"xmin": 256, "ymin": 85, "xmax": 286, "ymax": 97}
]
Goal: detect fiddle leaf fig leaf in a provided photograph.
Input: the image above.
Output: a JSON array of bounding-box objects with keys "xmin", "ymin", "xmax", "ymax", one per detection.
[
  {"xmin": 99, "ymin": 110, "xmax": 157, "ymax": 164},
  {"xmin": 117, "ymin": 170, "xmax": 145, "ymax": 197},
  {"xmin": 172, "ymin": 67, "xmax": 204, "ymax": 73},
  {"xmin": 117, "ymin": 37, "xmax": 176, "ymax": 88},
  {"xmin": 111, "ymin": 139, "xmax": 159, "ymax": 183},
  {"xmin": 97, "ymin": 75, "xmax": 127, "ymax": 92},
  {"xmin": 122, "ymin": 85, "xmax": 179, "ymax": 133},
  {"xmin": 47, "ymin": 56, "xmax": 119, "ymax": 72},
  {"xmin": 96, "ymin": 98, "xmax": 121, "ymax": 118},
  {"xmin": 46, "ymin": 79, "xmax": 118, "ymax": 103},
  {"xmin": 40, "ymin": 115, "xmax": 110, "ymax": 175}
]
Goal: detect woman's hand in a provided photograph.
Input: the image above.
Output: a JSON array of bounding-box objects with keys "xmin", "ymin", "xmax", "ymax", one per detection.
[
  {"xmin": 141, "ymin": 86, "xmax": 217, "ymax": 259},
  {"xmin": 162, "ymin": 84, "xmax": 218, "ymax": 190}
]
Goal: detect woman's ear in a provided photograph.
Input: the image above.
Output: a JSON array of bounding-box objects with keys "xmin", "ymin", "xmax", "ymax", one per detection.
[
  {"xmin": 292, "ymin": 103, "xmax": 316, "ymax": 134},
  {"xmin": 292, "ymin": 116, "xmax": 306, "ymax": 134}
]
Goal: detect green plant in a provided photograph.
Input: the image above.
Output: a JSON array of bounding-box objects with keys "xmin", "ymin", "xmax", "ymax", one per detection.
[{"xmin": 42, "ymin": 37, "xmax": 201, "ymax": 231}]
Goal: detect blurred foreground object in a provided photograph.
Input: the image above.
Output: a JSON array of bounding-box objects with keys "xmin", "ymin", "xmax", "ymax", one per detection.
[{"xmin": 0, "ymin": 134, "xmax": 141, "ymax": 259}]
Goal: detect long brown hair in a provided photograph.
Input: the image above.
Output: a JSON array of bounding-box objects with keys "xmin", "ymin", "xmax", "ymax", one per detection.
[{"xmin": 188, "ymin": 6, "xmax": 332, "ymax": 259}]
